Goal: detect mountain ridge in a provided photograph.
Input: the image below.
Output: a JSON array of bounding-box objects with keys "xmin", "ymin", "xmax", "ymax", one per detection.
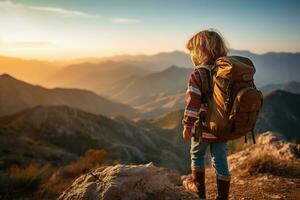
[{"xmin": 0, "ymin": 73, "xmax": 140, "ymax": 119}]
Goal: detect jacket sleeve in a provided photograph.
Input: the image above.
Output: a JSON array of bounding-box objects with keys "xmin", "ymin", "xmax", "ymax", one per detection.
[{"xmin": 182, "ymin": 70, "xmax": 202, "ymax": 129}]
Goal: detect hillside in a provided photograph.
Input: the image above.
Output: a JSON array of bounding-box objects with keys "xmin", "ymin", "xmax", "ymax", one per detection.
[
  {"xmin": 0, "ymin": 105, "xmax": 188, "ymax": 172},
  {"xmin": 59, "ymin": 132, "xmax": 300, "ymax": 200},
  {"xmin": 0, "ymin": 73, "xmax": 140, "ymax": 118},
  {"xmin": 136, "ymin": 109, "xmax": 185, "ymax": 145},
  {"xmin": 255, "ymin": 90, "xmax": 300, "ymax": 143}
]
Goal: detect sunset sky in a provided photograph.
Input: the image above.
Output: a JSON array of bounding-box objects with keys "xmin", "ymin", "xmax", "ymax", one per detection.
[{"xmin": 0, "ymin": 0, "xmax": 299, "ymax": 60}]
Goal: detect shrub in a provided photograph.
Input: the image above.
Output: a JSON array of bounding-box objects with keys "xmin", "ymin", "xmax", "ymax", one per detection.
[
  {"xmin": 60, "ymin": 149, "xmax": 107, "ymax": 179},
  {"xmin": 39, "ymin": 149, "xmax": 107, "ymax": 198},
  {"xmin": 6, "ymin": 164, "xmax": 53, "ymax": 192}
]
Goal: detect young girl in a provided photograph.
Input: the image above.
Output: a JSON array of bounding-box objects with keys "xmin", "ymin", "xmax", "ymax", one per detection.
[{"xmin": 182, "ymin": 29, "xmax": 231, "ymax": 200}]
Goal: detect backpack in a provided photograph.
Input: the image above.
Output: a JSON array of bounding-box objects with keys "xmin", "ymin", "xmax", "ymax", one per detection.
[{"xmin": 194, "ymin": 56, "xmax": 263, "ymax": 143}]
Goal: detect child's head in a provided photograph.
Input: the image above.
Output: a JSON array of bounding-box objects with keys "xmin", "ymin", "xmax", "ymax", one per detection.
[{"xmin": 186, "ymin": 28, "xmax": 229, "ymax": 66}]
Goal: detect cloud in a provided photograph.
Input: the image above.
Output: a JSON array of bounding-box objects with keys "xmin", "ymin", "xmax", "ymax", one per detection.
[
  {"xmin": 0, "ymin": 0, "xmax": 99, "ymax": 18},
  {"xmin": 13, "ymin": 41, "xmax": 51, "ymax": 46},
  {"xmin": 0, "ymin": 1, "xmax": 140, "ymax": 24},
  {"xmin": 28, "ymin": 6, "xmax": 99, "ymax": 18},
  {"xmin": 0, "ymin": 40, "xmax": 52, "ymax": 48},
  {"xmin": 111, "ymin": 18, "xmax": 140, "ymax": 24}
]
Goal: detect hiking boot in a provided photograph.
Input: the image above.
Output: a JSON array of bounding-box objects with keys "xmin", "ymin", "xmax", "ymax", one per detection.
[
  {"xmin": 182, "ymin": 169, "xmax": 206, "ymax": 199},
  {"xmin": 215, "ymin": 176, "xmax": 230, "ymax": 200}
]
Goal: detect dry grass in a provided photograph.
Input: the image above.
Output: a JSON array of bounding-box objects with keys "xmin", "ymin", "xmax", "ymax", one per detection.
[
  {"xmin": 7, "ymin": 164, "xmax": 53, "ymax": 192},
  {"xmin": 243, "ymin": 151, "xmax": 300, "ymax": 178},
  {"xmin": 244, "ymin": 152, "xmax": 277, "ymax": 174},
  {"xmin": 38, "ymin": 149, "xmax": 107, "ymax": 198}
]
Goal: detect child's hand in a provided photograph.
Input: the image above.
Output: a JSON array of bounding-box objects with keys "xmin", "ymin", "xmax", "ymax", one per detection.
[{"xmin": 182, "ymin": 126, "xmax": 192, "ymax": 140}]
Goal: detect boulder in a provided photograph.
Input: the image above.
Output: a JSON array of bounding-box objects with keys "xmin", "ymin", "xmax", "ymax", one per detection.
[{"xmin": 58, "ymin": 162, "xmax": 198, "ymax": 200}]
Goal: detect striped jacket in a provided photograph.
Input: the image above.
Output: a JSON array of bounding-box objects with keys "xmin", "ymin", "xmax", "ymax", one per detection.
[{"xmin": 181, "ymin": 66, "xmax": 210, "ymax": 129}]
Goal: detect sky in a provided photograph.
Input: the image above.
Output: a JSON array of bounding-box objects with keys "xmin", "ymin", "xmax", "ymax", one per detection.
[{"xmin": 0, "ymin": 0, "xmax": 299, "ymax": 60}]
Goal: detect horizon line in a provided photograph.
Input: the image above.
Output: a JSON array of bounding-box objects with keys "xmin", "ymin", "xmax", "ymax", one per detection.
[{"xmin": 0, "ymin": 48, "xmax": 300, "ymax": 62}]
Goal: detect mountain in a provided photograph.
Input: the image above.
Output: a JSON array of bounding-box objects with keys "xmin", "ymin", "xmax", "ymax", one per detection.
[
  {"xmin": 260, "ymin": 81, "xmax": 300, "ymax": 94},
  {"xmin": 59, "ymin": 132, "xmax": 300, "ymax": 200},
  {"xmin": 104, "ymin": 65, "xmax": 191, "ymax": 118},
  {"xmin": 0, "ymin": 55, "xmax": 59, "ymax": 84},
  {"xmin": 255, "ymin": 90, "xmax": 300, "ymax": 143},
  {"xmin": 40, "ymin": 60, "xmax": 151, "ymax": 94},
  {"xmin": 109, "ymin": 65, "xmax": 190, "ymax": 98},
  {"xmin": 0, "ymin": 74, "xmax": 140, "ymax": 118},
  {"xmin": 0, "ymin": 105, "xmax": 189, "ymax": 172}
]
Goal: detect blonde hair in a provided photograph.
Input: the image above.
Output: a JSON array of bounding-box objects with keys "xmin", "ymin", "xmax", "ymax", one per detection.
[{"xmin": 186, "ymin": 28, "xmax": 229, "ymax": 65}]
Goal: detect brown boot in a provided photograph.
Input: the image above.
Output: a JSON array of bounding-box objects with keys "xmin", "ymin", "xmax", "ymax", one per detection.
[
  {"xmin": 215, "ymin": 176, "xmax": 230, "ymax": 200},
  {"xmin": 182, "ymin": 169, "xmax": 206, "ymax": 199}
]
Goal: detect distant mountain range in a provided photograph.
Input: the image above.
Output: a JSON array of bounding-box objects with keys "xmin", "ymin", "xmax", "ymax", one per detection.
[
  {"xmin": 1, "ymin": 50, "xmax": 299, "ymax": 113},
  {"xmin": 38, "ymin": 50, "xmax": 300, "ymax": 94},
  {"xmin": 0, "ymin": 74, "xmax": 140, "ymax": 118}
]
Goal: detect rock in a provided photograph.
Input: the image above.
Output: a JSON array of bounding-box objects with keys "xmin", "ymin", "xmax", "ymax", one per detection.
[
  {"xmin": 58, "ymin": 162, "xmax": 198, "ymax": 200},
  {"xmin": 256, "ymin": 131, "xmax": 285, "ymax": 144},
  {"xmin": 265, "ymin": 193, "xmax": 282, "ymax": 199}
]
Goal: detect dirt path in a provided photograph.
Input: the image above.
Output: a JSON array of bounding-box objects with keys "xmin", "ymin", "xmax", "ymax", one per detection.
[{"xmin": 204, "ymin": 164, "xmax": 300, "ymax": 200}]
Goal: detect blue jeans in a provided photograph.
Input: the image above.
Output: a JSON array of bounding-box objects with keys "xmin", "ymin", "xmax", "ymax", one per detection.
[{"xmin": 190, "ymin": 136, "xmax": 230, "ymax": 180}]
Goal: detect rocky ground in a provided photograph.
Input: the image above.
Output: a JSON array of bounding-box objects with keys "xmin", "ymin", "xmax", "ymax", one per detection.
[{"xmin": 59, "ymin": 132, "xmax": 300, "ymax": 200}]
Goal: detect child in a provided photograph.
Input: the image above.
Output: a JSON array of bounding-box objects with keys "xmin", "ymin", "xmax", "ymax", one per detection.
[{"xmin": 182, "ymin": 29, "xmax": 231, "ymax": 200}]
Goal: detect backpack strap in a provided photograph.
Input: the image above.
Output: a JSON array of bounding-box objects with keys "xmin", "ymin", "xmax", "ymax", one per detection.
[
  {"xmin": 244, "ymin": 129, "xmax": 256, "ymax": 144},
  {"xmin": 194, "ymin": 64, "xmax": 215, "ymax": 104},
  {"xmin": 193, "ymin": 64, "xmax": 215, "ymax": 136},
  {"xmin": 251, "ymin": 128, "xmax": 256, "ymax": 144}
]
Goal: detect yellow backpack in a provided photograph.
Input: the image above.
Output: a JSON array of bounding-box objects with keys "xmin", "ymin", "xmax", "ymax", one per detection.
[{"xmin": 194, "ymin": 56, "xmax": 263, "ymax": 143}]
